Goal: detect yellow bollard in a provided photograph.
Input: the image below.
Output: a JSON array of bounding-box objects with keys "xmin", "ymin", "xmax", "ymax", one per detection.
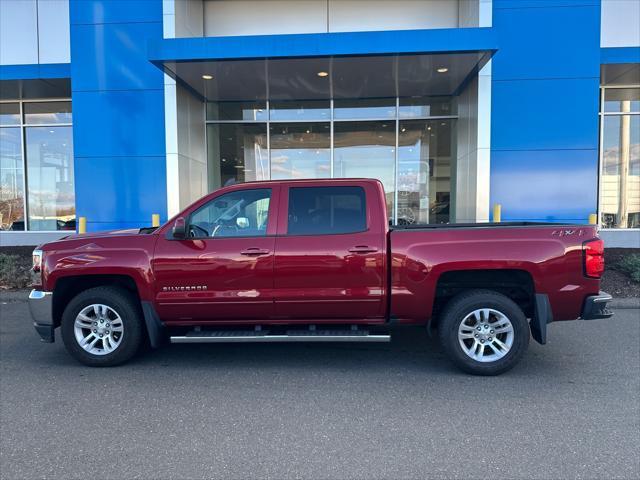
[
  {"xmin": 493, "ymin": 204, "xmax": 502, "ymax": 223},
  {"xmin": 588, "ymin": 213, "xmax": 597, "ymax": 225},
  {"xmin": 152, "ymin": 213, "xmax": 160, "ymax": 227},
  {"xmin": 78, "ymin": 216, "xmax": 87, "ymax": 234}
]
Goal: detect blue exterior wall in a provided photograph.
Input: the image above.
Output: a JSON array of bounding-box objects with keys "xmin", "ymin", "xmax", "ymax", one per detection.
[
  {"xmin": 490, "ymin": 0, "xmax": 601, "ymax": 222},
  {"xmin": 69, "ymin": 0, "xmax": 167, "ymax": 232}
]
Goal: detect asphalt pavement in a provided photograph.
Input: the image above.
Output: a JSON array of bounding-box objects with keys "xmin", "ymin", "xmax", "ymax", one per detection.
[{"xmin": 1, "ymin": 299, "xmax": 639, "ymax": 480}]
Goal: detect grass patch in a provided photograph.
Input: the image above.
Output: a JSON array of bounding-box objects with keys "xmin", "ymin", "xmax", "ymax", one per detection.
[
  {"xmin": 0, "ymin": 254, "xmax": 32, "ymax": 290},
  {"xmin": 617, "ymin": 254, "xmax": 640, "ymax": 283}
]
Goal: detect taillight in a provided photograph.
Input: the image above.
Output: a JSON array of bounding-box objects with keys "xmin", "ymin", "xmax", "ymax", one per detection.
[
  {"xmin": 32, "ymin": 249, "xmax": 43, "ymax": 273},
  {"xmin": 583, "ymin": 239, "xmax": 604, "ymax": 278}
]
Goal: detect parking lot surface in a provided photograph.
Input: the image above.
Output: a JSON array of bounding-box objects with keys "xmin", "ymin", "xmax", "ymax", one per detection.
[{"xmin": 1, "ymin": 299, "xmax": 639, "ymax": 480}]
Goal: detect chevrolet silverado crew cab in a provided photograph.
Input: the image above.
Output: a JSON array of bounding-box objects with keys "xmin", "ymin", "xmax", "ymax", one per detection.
[{"xmin": 28, "ymin": 179, "xmax": 612, "ymax": 375}]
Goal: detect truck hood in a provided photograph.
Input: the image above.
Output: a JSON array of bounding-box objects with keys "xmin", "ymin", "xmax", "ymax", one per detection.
[
  {"xmin": 61, "ymin": 228, "xmax": 151, "ymax": 240},
  {"xmin": 38, "ymin": 227, "xmax": 158, "ymax": 251}
]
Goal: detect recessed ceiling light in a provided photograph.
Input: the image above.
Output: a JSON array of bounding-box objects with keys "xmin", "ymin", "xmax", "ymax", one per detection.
[
  {"xmin": 436, "ymin": 67, "xmax": 448, "ymax": 73},
  {"xmin": 317, "ymin": 71, "xmax": 329, "ymax": 77},
  {"xmin": 202, "ymin": 74, "xmax": 213, "ymax": 80}
]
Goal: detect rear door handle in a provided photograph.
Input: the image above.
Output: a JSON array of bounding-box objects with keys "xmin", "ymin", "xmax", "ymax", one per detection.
[
  {"xmin": 240, "ymin": 248, "xmax": 271, "ymax": 256},
  {"xmin": 348, "ymin": 245, "xmax": 378, "ymax": 254}
]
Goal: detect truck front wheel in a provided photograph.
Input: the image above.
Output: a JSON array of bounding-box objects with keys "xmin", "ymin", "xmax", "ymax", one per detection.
[
  {"xmin": 437, "ymin": 290, "xmax": 530, "ymax": 375},
  {"xmin": 60, "ymin": 286, "xmax": 144, "ymax": 367}
]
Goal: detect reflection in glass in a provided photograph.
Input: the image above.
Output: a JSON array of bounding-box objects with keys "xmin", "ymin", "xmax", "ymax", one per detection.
[
  {"xmin": 207, "ymin": 123, "xmax": 268, "ymax": 188},
  {"xmin": 600, "ymin": 114, "xmax": 640, "ymax": 228},
  {"xmin": 270, "ymin": 123, "xmax": 330, "ymax": 179},
  {"xmin": 334, "ymin": 121, "xmax": 395, "ymax": 218},
  {"xmin": 206, "ymin": 101, "xmax": 267, "ymax": 121},
  {"xmin": 24, "ymin": 102, "xmax": 72, "ymax": 124},
  {"xmin": 0, "ymin": 128, "xmax": 25, "ymax": 230},
  {"xmin": 269, "ymin": 100, "xmax": 330, "ymax": 121},
  {"xmin": 190, "ymin": 188, "xmax": 271, "ymax": 238},
  {"xmin": 399, "ymin": 97, "xmax": 456, "ymax": 118},
  {"xmin": 25, "ymin": 126, "xmax": 75, "ymax": 231},
  {"xmin": 603, "ymin": 88, "xmax": 640, "ymax": 113},
  {"xmin": 0, "ymin": 103, "xmax": 20, "ymax": 126},
  {"xmin": 398, "ymin": 120, "xmax": 455, "ymax": 225},
  {"xmin": 334, "ymin": 98, "xmax": 395, "ymax": 120}
]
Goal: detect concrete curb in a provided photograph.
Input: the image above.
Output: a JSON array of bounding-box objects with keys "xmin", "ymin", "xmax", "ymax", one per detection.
[
  {"xmin": 609, "ymin": 297, "xmax": 640, "ymax": 309},
  {"xmin": 2, "ymin": 289, "xmax": 638, "ymax": 308}
]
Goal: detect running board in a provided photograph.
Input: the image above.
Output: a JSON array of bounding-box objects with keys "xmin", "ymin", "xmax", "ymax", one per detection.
[{"xmin": 170, "ymin": 329, "xmax": 390, "ymax": 344}]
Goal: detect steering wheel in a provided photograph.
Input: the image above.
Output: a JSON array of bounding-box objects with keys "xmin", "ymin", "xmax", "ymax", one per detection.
[
  {"xmin": 189, "ymin": 224, "xmax": 210, "ymax": 238},
  {"xmin": 211, "ymin": 224, "xmax": 238, "ymax": 237}
]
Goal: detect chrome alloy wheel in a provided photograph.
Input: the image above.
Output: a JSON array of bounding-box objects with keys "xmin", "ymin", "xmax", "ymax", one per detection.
[
  {"xmin": 73, "ymin": 304, "xmax": 124, "ymax": 355},
  {"xmin": 458, "ymin": 308, "xmax": 514, "ymax": 363}
]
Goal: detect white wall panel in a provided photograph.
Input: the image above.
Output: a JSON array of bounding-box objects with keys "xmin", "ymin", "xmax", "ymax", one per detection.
[
  {"xmin": 601, "ymin": 0, "xmax": 640, "ymax": 47},
  {"xmin": 37, "ymin": 0, "xmax": 70, "ymax": 63},
  {"xmin": 0, "ymin": 0, "xmax": 38, "ymax": 65},
  {"xmin": 328, "ymin": 0, "xmax": 459, "ymax": 32},
  {"xmin": 176, "ymin": 0, "xmax": 204, "ymax": 37},
  {"xmin": 203, "ymin": 0, "xmax": 460, "ymax": 37},
  {"xmin": 204, "ymin": 0, "xmax": 327, "ymax": 37},
  {"xmin": 0, "ymin": 0, "xmax": 70, "ymax": 65}
]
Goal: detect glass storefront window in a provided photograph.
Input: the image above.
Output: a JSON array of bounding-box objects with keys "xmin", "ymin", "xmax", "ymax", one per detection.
[
  {"xmin": 334, "ymin": 98, "xmax": 395, "ymax": 120},
  {"xmin": 397, "ymin": 120, "xmax": 455, "ymax": 225},
  {"xmin": 25, "ymin": 126, "xmax": 75, "ymax": 231},
  {"xmin": 603, "ymin": 88, "xmax": 640, "ymax": 113},
  {"xmin": 206, "ymin": 101, "xmax": 267, "ymax": 121},
  {"xmin": 270, "ymin": 123, "xmax": 330, "ymax": 179},
  {"xmin": 1, "ymin": 100, "xmax": 74, "ymax": 232},
  {"xmin": 0, "ymin": 103, "xmax": 20, "ymax": 126},
  {"xmin": 399, "ymin": 97, "xmax": 456, "ymax": 118},
  {"xmin": 269, "ymin": 100, "xmax": 330, "ymax": 121},
  {"xmin": 600, "ymin": 112, "xmax": 640, "ymax": 229},
  {"xmin": 206, "ymin": 96, "xmax": 457, "ymax": 224},
  {"xmin": 207, "ymin": 123, "xmax": 269, "ymax": 187},
  {"xmin": 0, "ymin": 128, "xmax": 25, "ymax": 230},
  {"xmin": 24, "ymin": 101, "xmax": 72, "ymax": 125},
  {"xmin": 333, "ymin": 121, "xmax": 395, "ymax": 219}
]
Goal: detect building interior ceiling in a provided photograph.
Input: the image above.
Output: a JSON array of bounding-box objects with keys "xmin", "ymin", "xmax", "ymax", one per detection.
[{"xmin": 162, "ymin": 52, "xmax": 492, "ymax": 101}]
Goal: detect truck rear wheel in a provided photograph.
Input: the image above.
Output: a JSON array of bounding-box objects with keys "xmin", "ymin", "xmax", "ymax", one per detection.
[
  {"xmin": 437, "ymin": 290, "xmax": 530, "ymax": 375},
  {"xmin": 61, "ymin": 286, "xmax": 143, "ymax": 367}
]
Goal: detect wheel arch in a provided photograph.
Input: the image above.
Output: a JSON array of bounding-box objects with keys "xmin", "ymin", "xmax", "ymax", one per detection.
[
  {"xmin": 52, "ymin": 274, "xmax": 141, "ymax": 328},
  {"xmin": 431, "ymin": 269, "xmax": 535, "ymax": 330}
]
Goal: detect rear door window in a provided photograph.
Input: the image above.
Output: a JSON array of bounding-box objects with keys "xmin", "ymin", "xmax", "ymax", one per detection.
[{"xmin": 287, "ymin": 186, "xmax": 366, "ymax": 235}]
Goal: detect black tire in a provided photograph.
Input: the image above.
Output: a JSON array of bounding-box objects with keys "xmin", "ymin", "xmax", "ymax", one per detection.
[
  {"xmin": 61, "ymin": 286, "xmax": 144, "ymax": 367},
  {"xmin": 437, "ymin": 290, "xmax": 530, "ymax": 376}
]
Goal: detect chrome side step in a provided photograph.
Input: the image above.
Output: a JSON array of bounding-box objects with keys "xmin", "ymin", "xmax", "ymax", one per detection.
[{"xmin": 170, "ymin": 329, "xmax": 390, "ymax": 344}]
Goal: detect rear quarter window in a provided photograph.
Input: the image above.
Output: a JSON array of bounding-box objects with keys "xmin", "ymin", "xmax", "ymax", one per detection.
[{"xmin": 287, "ymin": 186, "xmax": 367, "ymax": 235}]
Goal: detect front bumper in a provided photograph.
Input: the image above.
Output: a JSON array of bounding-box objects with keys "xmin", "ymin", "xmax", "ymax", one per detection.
[
  {"xmin": 581, "ymin": 291, "xmax": 614, "ymax": 320},
  {"xmin": 28, "ymin": 290, "xmax": 54, "ymax": 343}
]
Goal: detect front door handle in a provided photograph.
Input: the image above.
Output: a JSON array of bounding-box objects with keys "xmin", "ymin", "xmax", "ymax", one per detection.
[
  {"xmin": 348, "ymin": 245, "xmax": 378, "ymax": 254},
  {"xmin": 240, "ymin": 248, "xmax": 271, "ymax": 256}
]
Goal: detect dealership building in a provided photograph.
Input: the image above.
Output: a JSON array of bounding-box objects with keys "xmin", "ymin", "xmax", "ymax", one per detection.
[{"xmin": 0, "ymin": 0, "xmax": 638, "ymax": 247}]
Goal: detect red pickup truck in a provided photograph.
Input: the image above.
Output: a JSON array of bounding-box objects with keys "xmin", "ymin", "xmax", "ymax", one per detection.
[{"xmin": 29, "ymin": 179, "xmax": 612, "ymax": 375}]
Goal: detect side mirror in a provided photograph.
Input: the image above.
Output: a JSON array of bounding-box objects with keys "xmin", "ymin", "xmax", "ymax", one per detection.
[{"xmin": 172, "ymin": 217, "xmax": 187, "ymax": 239}]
